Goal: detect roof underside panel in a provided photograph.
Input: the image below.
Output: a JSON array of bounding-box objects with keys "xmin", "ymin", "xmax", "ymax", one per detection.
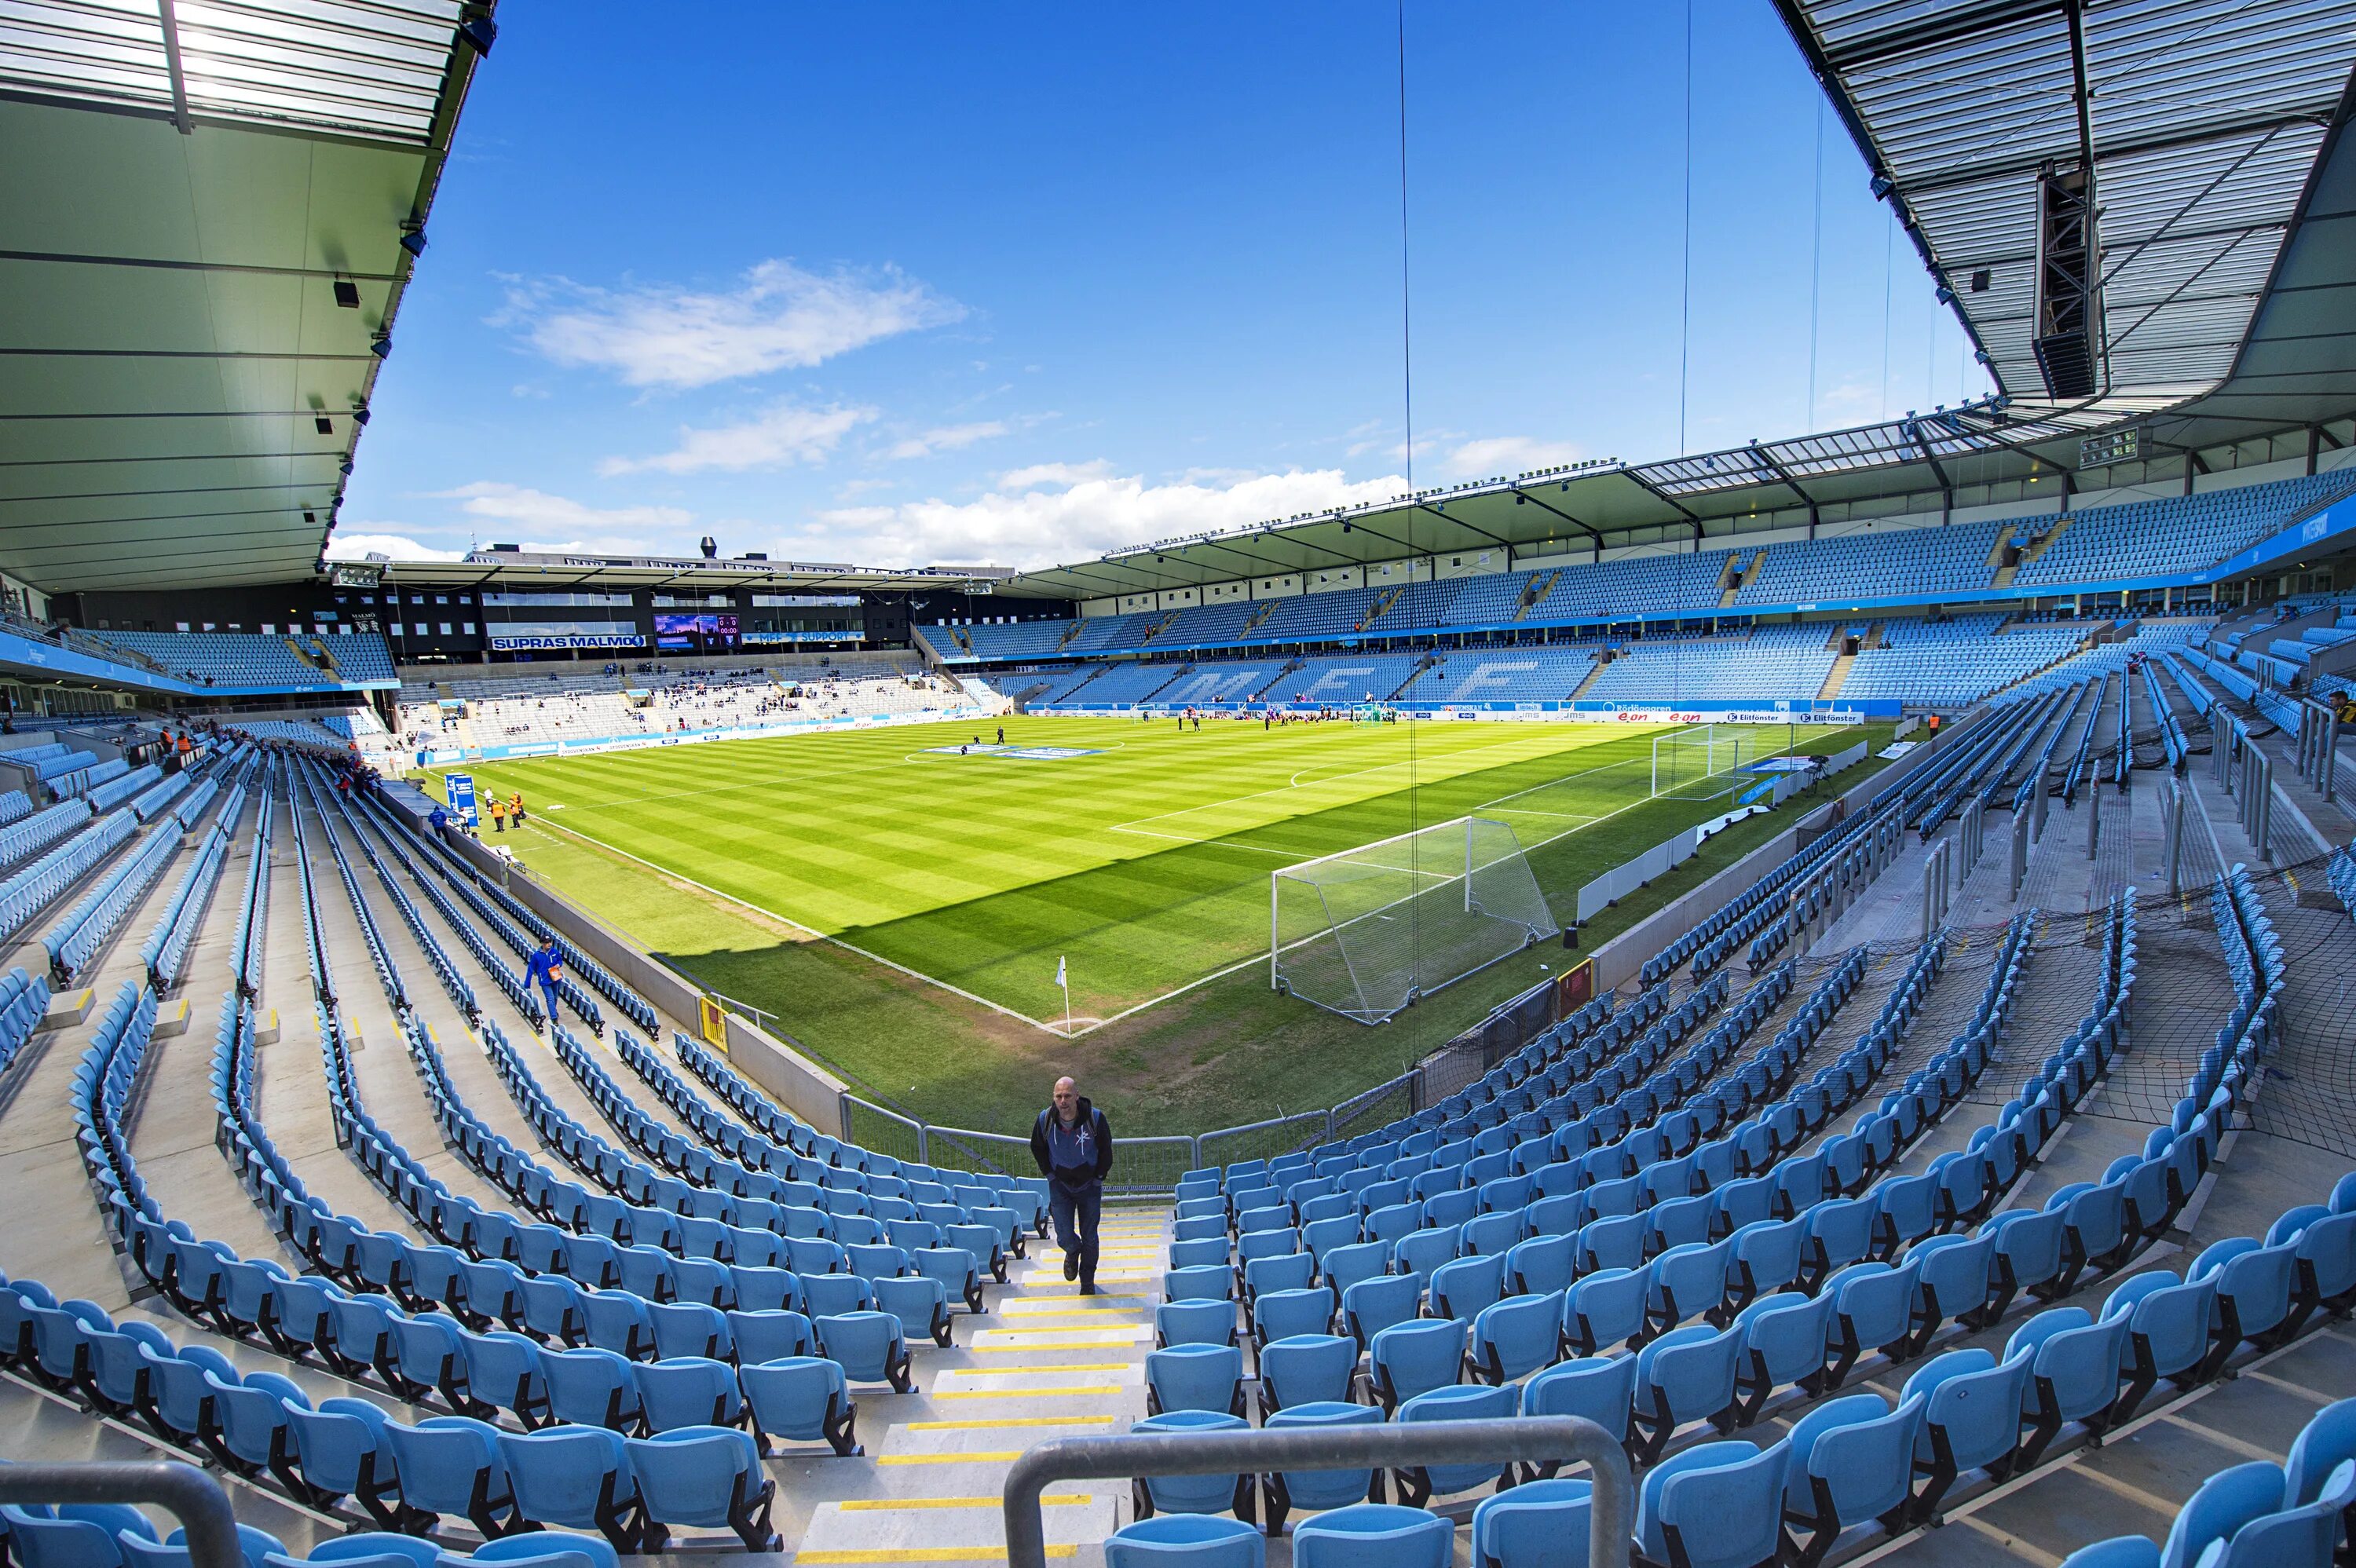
[
  {"xmin": 0, "ymin": 0, "xmax": 463, "ymax": 144},
  {"xmin": 0, "ymin": 6, "xmax": 475, "ymax": 594},
  {"xmin": 1789, "ymin": 0, "xmax": 2356, "ymax": 400}
]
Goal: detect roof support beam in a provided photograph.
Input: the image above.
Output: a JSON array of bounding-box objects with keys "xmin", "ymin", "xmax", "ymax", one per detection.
[
  {"xmin": 1330, "ymin": 514, "xmax": 1418, "ymax": 556},
  {"xmin": 155, "ymin": 0, "xmax": 195, "ymax": 136},
  {"xmin": 0, "ymin": 250, "xmax": 405, "ymax": 283},
  {"xmin": 1901, "ymin": 110, "xmax": 2330, "ymax": 198},
  {"xmin": 1619, "ymin": 469, "xmax": 1707, "ymax": 539},
  {"xmin": 1508, "ymin": 486, "xmax": 1604, "ymax": 550},
  {"xmin": 1743, "ymin": 444, "xmax": 1816, "ymax": 507},
  {"xmin": 1414, "ymin": 503, "xmax": 1514, "ymax": 566}
]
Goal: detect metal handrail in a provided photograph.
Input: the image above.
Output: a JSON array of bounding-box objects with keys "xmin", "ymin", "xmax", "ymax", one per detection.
[
  {"xmin": 1000, "ymin": 1416, "xmax": 1633, "ymax": 1568},
  {"xmin": 0, "ymin": 1462, "xmax": 240, "ymax": 1568}
]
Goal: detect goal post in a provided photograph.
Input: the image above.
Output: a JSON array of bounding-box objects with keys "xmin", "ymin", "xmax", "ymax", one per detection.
[
  {"xmin": 1651, "ymin": 723, "xmax": 1753, "ymax": 800},
  {"xmin": 1271, "ymin": 814, "xmax": 1560, "ymax": 1024}
]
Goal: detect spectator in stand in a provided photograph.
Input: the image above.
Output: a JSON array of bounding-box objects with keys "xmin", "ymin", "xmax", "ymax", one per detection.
[{"xmin": 524, "ymin": 937, "xmax": 563, "ymax": 1026}]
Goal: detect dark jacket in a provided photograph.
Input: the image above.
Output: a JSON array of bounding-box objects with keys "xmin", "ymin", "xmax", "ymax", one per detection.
[{"xmin": 1030, "ymin": 1098, "xmax": 1114, "ymax": 1191}]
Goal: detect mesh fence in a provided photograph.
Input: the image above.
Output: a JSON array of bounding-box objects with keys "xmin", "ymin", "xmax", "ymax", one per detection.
[
  {"xmin": 1653, "ymin": 724, "xmax": 1754, "ymax": 800},
  {"xmin": 1273, "ymin": 815, "xmax": 1559, "ymax": 1023}
]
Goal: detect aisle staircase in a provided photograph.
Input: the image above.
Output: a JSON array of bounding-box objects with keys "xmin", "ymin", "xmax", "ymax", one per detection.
[
  {"xmin": 1355, "ymin": 586, "xmax": 1402, "ymax": 634},
  {"xmin": 791, "ymin": 1207, "xmax": 1173, "ymax": 1563},
  {"xmin": 1513, "ymin": 569, "xmax": 1561, "ymax": 620},
  {"xmin": 1818, "ymin": 649, "xmax": 1857, "ymax": 700}
]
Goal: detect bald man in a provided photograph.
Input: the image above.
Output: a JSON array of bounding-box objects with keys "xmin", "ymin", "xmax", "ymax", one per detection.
[{"xmin": 1030, "ymin": 1075, "xmax": 1114, "ymax": 1293}]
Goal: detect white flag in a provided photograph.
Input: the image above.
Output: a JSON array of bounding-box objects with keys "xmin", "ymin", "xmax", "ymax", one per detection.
[{"xmin": 1055, "ymin": 956, "xmax": 1067, "ymax": 989}]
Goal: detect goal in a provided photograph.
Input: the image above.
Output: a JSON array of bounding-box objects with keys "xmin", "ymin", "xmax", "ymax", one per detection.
[
  {"xmin": 1272, "ymin": 815, "xmax": 1559, "ymax": 1024},
  {"xmin": 1651, "ymin": 723, "xmax": 1754, "ymax": 801}
]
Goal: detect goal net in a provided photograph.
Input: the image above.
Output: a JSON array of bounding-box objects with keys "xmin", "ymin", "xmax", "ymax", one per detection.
[
  {"xmin": 1651, "ymin": 723, "xmax": 1754, "ymax": 801},
  {"xmin": 1272, "ymin": 815, "xmax": 1559, "ymax": 1024}
]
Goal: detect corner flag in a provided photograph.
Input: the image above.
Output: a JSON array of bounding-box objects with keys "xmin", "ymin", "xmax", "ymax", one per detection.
[
  {"xmin": 1055, "ymin": 956, "xmax": 1066, "ymax": 990},
  {"xmin": 1055, "ymin": 956, "xmax": 1070, "ymax": 1035}
]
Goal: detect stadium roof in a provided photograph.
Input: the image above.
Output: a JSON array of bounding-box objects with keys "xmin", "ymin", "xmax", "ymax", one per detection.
[
  {"xmin": 1773, "ymin": 0, "xmax": 2356, "ymax": 404},
  {"xmin": 371, "ymin": 548, "xmax": 1012, "ymax": 595},
  {"xmin": 0, "ymin": 0, "xmax": 491, "ymax": 594}
]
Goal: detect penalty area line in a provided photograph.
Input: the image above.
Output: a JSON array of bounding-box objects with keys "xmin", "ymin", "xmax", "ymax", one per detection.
[{"xmin": 524, "ymin": 814, "xmax": 1076, "ymax": 1038}]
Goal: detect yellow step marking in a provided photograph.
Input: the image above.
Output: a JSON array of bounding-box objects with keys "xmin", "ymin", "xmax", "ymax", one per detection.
[
  {"xmin": 906, "ymin": 1415, "xmax": 1117, "ymax": 1430},
  {"xmin": 836, "ymin": 1496, "xmax": 1094, "ymax": 1511},
  {"xmin": 941, "ymin": 1362, "xmax": 1132, "ymax": 1375},
  {"xmin": 968, "ymin": 1340, "xmax": 1152, "ymax": 1353},
  {"xmin": 796, "ymin": 1550, "xmax": 1077, "ymax": 1564},
  {"xmin": 1008, "ymin": 1294, "xmax": 1145, "ymax": 1304},
  {"xmin": 932, "ymin": 1386, "xmax": 1124, "ymax": 1400},
  {"xmin": 982, "ymin": 1314, "xmax": 1146, "ymax": 1328},
  {"xmin": 877, "ymin": 1450, "xmax": 1024, "ymax": 1466}
]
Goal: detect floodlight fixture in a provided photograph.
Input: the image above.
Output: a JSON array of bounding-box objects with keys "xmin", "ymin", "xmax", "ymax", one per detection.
[
  {"xmin": 332, "ymin": 280, "xmax": 361, "ymax": 309},
  {"xmin": 315, "ymin": 416, "xmax": 334, "ymax": 435},
  {"xmin": 399, "ymin": 227, "xmax": 428, "ymax": 258}
]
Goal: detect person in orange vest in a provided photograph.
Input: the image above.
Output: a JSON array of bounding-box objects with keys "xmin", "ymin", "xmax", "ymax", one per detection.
[
  {"xmin": 509, "ymin": 791, "xmax": 526, "ymax": 826},
  {"xmin": 489, "ymin": 796, "xmax": 508, "ymax": 833}
]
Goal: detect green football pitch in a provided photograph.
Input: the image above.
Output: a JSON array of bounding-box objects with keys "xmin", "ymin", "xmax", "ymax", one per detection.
[{"xmin": 441, "ymin": 714, "xmax": 1855, "ymax": 1029}]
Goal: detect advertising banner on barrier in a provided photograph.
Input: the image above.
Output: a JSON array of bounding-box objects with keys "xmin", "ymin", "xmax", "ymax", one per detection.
[
  {"xmin": 444, "ymin": 773, "xmax": 478, "ymax": 826},
  {"xmin": 416, "ymin": 704, "xmax": 994, "ymax": 767}
]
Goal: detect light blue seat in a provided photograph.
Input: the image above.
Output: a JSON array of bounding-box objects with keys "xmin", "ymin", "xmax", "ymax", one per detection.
[
  {"xmin": 1780, "ymin": 1391, "xmax": 1926, "ymax": 1567},
  {"xmin": 1344, "ymin": 1274, "xmax": 1422, "ymax": 1348},
  {"xmin": 727, "ymin": 1308, "xmax": 815, "ymax": 1365},
  {"xmin": 2006, "ymin": 1307, "xmax": 2128, "ymax": 1465},
  {"xmin": 497, "ymin": 1425, "xmax": 642, "ymax": 1550},
  {"xmin": 1147, "ymin": 1342, "xmax": 1245, "ymax": 1417},
  {"xmin": 633, "ymin": 1355, "xmax": 742, "ymax": 1433},
  {"xmin": 1472, "ymin": 1476, "xmax": 1593, "ymax": 1568},
  {"xmin": 1369, "ymin": 1318, "xmax": 1467, "ymax": 1413},
  {"xmin": 540, "ymin": 1347, "xmax": 642, "ymax": 1431},
  {"xmin": 2284, "ymin": 1398, "xmax": 2356, "ymax": 1509},
  {"xmin": 1637, "ymin": 1440, "xmax": 1789, "ymax": 1568},
  {"xmin": 1472, "ymin": 1291, "xmax": 1565, "ymax": 1385},
  {"xmin": 740, "ymin": 1356, "xmax": 859, "ymax": 1456},
  {"xmin": 1731, "ymin": 1289, "xmax": 1832, "ymax": 1425},
  {"xmin": 1125, "ymin": 1410, "xmax": 1253, "ymax": 1521},
  {"xmin": 1826, "ymin": 1259, "xmax": 1917, "ymax": 1386},
  {"xmin": 284, "ymin": 1395, "xmax": 402, "ymax": 1525},
  {"xmin": 1429, "ymin": 1254, "xmax": 1505, "ymax": 1325},
  {"xmin": 2102, "ymin": 1271, "xmax": 2216, "ymax": 1421},
  {"xmin": 447, "ymin": 1529, "xmax": 622, "ymax": 1568},
  {"xmin": 1323, "ymin": 1241, "xmax": 1391, "ymax": 1298},
  {"xmin": 0, "ymin": 1507, "xmax": 153, "ymax": 1568},
  {"xmin": 625, "ymin": 1426, "xmax": 778, "ymax": 1551},
  {"xmin": 1521, "ymin": 1355, "xmax": 1636, "ymax": 1466},
  {"xmin": 873, "ymin": 1273, "xmax": 950, "ymax": 1349},
  {"xmin": 1259, "ymin": 1401, "xmax": 1385, "ymax": 1534},
  {"xmin": 2160, "ymin": 1461, "xmax": 2287, "ymax": 1568},
  {"xmin": 1565, "ymin": 1267, "xmax": 1648, "ymax": 1358},
  {"xmin": 814, "ymin": 1310, "xmax": 911, "ymax": 1392},
  {"xmin": 296, "ymin": 1533, "xmax": 439, "ymax": 1568},
  {"xmin": 1257, "ymin": 1333, "xmax": 1357, "ymax": 1413},
  {"xmin": 2057, "ymin": 1540, "xmax": 2161, "ymax": 1568},
  {"xmin": 118, "ymin": 1526, "xmax": 284, "ymax": 1568},
  {"xmin": 1103, "ymin": 1514, "xmax": 1263, "ymax": 1567},
  {"xmin": 1290, "ymin": 1502, "xmax": 1452, "ymax": 1567},
  {"xmin": 382, "ymin": 1415, "xmax": 515, "ymax": 1537},
  {"xmin": 1392, "ymin": 1382, "xmax": 1516, "ymax": 1507},
  {"xmin": 1165, "ymin": 1265, "xmax": 1234, "ymax": 1303},
  {"xmin": 1157, "ymin": 1299, "xmax": 1238, "ymax": 1349},
  {"xmin": 1903, "ymin": 1347, "xmax": 2030, "ymax": 1520},
  {"xmin": 1631, "ymin": 1322, "xmax": 1740, "ymax": 1462}
]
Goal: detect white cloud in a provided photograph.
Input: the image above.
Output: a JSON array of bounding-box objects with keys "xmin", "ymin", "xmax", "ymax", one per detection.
[
  {"xmin": 885, "ymin": 420, "xmax": 1008, "ymax": 462},
  {"xmin": 324, "ymin": 532, "xmax": 467, "ymax": 563},
  {"xmin": 788, "ymin": 465, "xmax": 1407, "ymax": 571},
  {"xmin": 500, "ymin": 259, "xmax": 962, "ymax": 389},
  {"xmin": 432, "ymin": 481, "xmax": 692, "ymax": 552},
  {"xmin": 1443, "ymin": 436, "xmax": 1585, "ymax": 477},
  {"xmin": 999, "ymin": 459, "xmax": 1115, "ymax": 489},
  {"xmin": 600, "ymin": 401, "xmax": 873, "ymax": 476}
]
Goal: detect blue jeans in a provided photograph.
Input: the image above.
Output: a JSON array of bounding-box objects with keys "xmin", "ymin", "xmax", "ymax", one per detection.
[
  {"xmin": 1048, "ymin": 1182, "xmax": 1101, "ymax": 1284},
  {"xmin": 538, "ymin": 981, "xmax": 560, "ymax": 1025}
]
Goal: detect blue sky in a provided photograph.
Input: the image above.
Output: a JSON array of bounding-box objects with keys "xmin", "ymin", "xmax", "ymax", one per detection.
[{"xmin": 334, "ymin": 1, "xmax": 1992, "ymax": 573}]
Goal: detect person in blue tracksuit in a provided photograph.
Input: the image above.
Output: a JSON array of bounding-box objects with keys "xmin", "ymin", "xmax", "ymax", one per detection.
[{"xmin": 524, "ymin": 936, "xmax": 564, "ymax": 1027}]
